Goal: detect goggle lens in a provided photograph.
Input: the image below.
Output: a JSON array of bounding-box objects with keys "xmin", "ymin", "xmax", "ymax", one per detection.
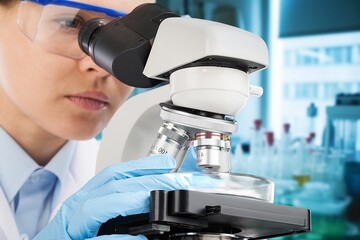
[{"xmin": 18, "ymin": 1, "xmax": 120, "ymax": 59}]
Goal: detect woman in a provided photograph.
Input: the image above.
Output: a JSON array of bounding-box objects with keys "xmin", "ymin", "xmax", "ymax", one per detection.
[{"xmin": 0, "ymin": 0, "xmax": 190, "ymax": 239}]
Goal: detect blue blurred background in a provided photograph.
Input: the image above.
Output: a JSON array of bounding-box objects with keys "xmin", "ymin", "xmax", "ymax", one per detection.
[{"xmin": 150, "ymin": 0, "xmax": 360, "ymax": 239}]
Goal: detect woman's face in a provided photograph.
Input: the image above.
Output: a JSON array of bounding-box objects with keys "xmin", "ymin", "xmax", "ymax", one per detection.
[{"xmin": 0, "ymin": 0, "xmax": 152, "ymax": 140}]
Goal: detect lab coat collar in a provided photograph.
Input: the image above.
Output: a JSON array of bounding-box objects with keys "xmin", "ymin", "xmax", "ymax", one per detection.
[
  {"xmin": 0, "ymin": 128, "xmax": 39, "ymax": 204},
  {"xmin": 0, "ymin": 137, "xmax": 99, "ymax": 239},
  {"xmin": 0, "ymin": 128, "xmax": 77, "ymax": 206},
  {"xmin": 0, "ymin": 186, "xmax": 20, "ymax": 240},
  {"xmin": 50, "ymin": 138, "xmax": 99, "ymax": 219},
  {"xmin": 45, "ymin": 140, "xmax": 76, "ymax": 186}
]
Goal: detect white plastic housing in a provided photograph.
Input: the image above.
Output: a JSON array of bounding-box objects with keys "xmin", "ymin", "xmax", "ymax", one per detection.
[
  {"xmin": 96, "ymin": 85, "xmax": 170, "ymax": 172},
  {"xmin": 143, "ymin": 17, "xmax": 269, "ymax": 80},
  {"xmin": 170, "ymin": 67, "xmax": 249, "ymax": 115}
]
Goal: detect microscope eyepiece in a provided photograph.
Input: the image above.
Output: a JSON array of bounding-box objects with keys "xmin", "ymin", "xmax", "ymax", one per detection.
[
  {"xmin": 78, "ymin": 18, "xmax": 109, "ymax": 56},
  {"xmin": 77, "ymin": 3, "xmax": 179, "ymax": 88}
]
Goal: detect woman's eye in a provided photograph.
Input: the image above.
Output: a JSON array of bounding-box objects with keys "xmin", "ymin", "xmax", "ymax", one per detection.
[
  {"xmin": 55, "ymin": 16, "xmax": 85, "ymax": 33},
  {"xmin": 61, "ymin": 19, "xmax": 80, "ymax": 28}
]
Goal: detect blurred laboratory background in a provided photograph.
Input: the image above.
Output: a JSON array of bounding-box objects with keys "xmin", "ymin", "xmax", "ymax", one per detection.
[{"xmin": 149, "ymin": 0, "xmax": 360, "ymax": 239}]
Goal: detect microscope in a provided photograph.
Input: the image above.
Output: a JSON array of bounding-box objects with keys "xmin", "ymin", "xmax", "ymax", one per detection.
[{"xmin": 79, "ymin": 3, "xmax": 310, "ymax": 239}]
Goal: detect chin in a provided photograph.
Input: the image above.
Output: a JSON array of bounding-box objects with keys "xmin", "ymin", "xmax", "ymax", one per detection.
[
  {"xmin": 74, "ymin": 129, "xmax": 102, "ymax": 140},
  {"xmin": 71, "ymin": 133, "xmax": 99, "ymax": 141},
  {"xmin": 58, "ymin": 124, "xmax": 104, "ymax": 141}
]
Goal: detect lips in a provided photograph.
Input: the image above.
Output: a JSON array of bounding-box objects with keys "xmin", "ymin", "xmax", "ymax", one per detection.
[{"xmin": 67, "ymin": 91, "xmax": 110, "ymax": 111}]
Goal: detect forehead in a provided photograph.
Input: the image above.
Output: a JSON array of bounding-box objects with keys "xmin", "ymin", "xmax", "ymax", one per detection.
[{"xmin": 74, "ymin": 0, "xmax": 155, "ymax": 13}]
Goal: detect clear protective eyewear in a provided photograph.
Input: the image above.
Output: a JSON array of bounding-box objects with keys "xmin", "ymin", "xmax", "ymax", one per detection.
[{"xmin": 17, "ymin": 0, "xmax": 127, "ymax": 59}]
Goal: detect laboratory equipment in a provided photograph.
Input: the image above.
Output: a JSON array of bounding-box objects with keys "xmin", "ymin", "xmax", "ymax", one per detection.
[
  {"xmin": 260, "ymin": 132, "xmax": 276, "ymax": 178},
  {"xmin": 324, "ymin": 93, "xmax": 360, "ymax": 162},
  {"xmin": 291, "ymin": 137, "xmax": 312, "ymax": 187},
  {"xmin": 79, "ymin": 3, "xmax": 311, "ymax": 239},
  {"xmin": 229, "ymin": 135, "xmax": 244, "ymax": 173},
  {"xmin": 307, "ymin": 103, "xmax": 318, "ymax": 138},
  {"xmin": 247, "ymin": 119, "xmax": 265, "ymax": 175},
  {"xmin": 277, "ymin": 123, "xmax": 292, "ymax": 179}
]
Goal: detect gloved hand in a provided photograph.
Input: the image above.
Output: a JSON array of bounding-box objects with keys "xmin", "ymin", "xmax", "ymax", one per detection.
[
  {"xmin": 178, "ymin": 146, "xmax": 200, "ymax": 172},
  {"xmin": 34, "ymin": 155, "xmax": 191, "ymax": 240}
]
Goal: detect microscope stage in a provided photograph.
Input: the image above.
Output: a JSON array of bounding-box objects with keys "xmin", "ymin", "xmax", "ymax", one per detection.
[{"xmin": 98, "ymin": 190, "xmax": 310, "ymax": 239}]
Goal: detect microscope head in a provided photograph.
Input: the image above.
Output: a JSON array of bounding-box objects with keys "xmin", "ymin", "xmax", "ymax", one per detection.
[
  {"xmin": 79, "ymin": 3, "xmax": 268, "ymax": 115},
  {"xmin": 144, "ymin": 17, "xmax": 268, "ymax": 115},
  {"xmin": 143, "ymin": 17, "xmax": 268, "ymax": 80}
]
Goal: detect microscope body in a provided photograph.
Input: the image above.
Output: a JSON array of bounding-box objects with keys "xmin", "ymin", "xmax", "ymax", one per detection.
[
  {"xmin": 80, "ymin": 3, "xmax": 311, "ymax": 239},
  {"xmin": 93, "ymin": 4, "xmax": 267, "ymax": 173}
]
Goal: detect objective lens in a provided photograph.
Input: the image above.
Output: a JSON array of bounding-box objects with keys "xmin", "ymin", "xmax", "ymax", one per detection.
[
  {"xmin": 194, "ymin": 133, "xmax": 231, "ymax": 172},
  {"xmin": 148, "ymin": 122, "xmax": 190, "ymax": 159}
]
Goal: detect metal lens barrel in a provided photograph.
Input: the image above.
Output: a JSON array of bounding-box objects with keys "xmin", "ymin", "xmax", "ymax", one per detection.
[
  {"xmin": 194, "ymin": 133, "xmax": 231, "ymax": 172},
  {"xmin": 148, "ymin": 122, "xmax": 190, "ymax": 159}
]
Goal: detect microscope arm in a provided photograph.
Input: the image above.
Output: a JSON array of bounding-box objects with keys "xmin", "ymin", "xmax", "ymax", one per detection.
[{"xmin": 96, "ymin": 85, "xmax": 170, "ymax": 172}]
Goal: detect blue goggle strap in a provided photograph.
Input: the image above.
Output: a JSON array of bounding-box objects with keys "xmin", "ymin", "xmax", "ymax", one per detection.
[{"xmin": 22, "ymin": 0, "xmax": 127, "ymax": 17}]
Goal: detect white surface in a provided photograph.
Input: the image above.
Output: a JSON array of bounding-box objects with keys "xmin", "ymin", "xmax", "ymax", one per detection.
[
  {"xmin": 143, "ymin": 17, "xmax": 268, "ymax": 80},
  {"xmin": 96, "ymin": 85, "xmax": 171, "ymax": 172},
  {"xmin": 170, "ymin": 67, "xmax": 250, "ymax": 115}
]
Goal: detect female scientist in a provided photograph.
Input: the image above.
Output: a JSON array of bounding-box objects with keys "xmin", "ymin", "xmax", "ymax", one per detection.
[{"xmin": 0, "ymin": 0, "xmax": 190, "ymax": 239}]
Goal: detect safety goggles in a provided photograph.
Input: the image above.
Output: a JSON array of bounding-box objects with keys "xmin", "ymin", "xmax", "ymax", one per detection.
[{"xmin": 17, "ymin": 0, "xmax": 126, "ymax": 59}]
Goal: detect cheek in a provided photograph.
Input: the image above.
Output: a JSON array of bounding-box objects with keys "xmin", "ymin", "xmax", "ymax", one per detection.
[
  {"xmin": 0, "ymin": 18, "xmax": 68, "ymax": 103},
  {"xmin": 104, "ymin": 81, "xmax": 133, "ymax": 123},
  {"xmin": 112, "ymin": 81, "xmax": 134, "ymax": 109},
  {"xmin": 0, "ymin": 40, "xmax": 70, "ymax": 111},
  {"xmin": 0, "ymin": 41, "xmax": 51, "ymax": 110}
]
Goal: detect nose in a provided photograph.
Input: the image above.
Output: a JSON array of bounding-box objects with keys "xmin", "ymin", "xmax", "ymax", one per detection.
[{"xmin": 78, "ymin": 55, "xmax": 110, "ymax": 78}]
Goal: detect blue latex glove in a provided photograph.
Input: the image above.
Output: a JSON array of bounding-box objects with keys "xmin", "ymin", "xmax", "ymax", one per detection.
[
  {"xmin": 178, "ymin": 146, "xmax": 200, "ymax": 172},
  {"xmin": 34, "ymin": 155, "xmax": 191, "ymax": 240}
]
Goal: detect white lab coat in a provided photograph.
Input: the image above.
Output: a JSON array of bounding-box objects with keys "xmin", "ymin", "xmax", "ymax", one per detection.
[{"xmin": 0, "ymin": 139, "xmax": 99, "ymax": 240}]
